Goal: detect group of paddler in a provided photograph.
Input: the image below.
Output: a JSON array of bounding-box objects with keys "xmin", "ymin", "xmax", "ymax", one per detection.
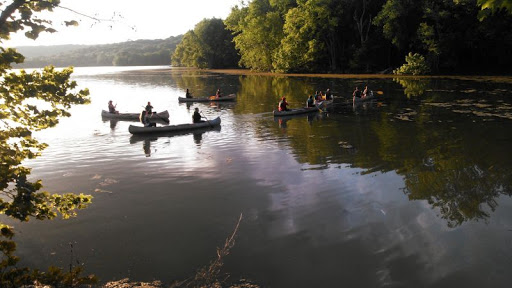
[
  {"xmin": 278, "ymin": 88, "xmax": 333, "ymax": 112},
  {"xmin": 107, "ymin": 87, "xmax": 217, "ymax": 128},
  {"xmin": 185, "ymin": 88, "xmax": 223, "ymax": 100},
  {"xmin": 352, "ymin": 85, "xmax": 371, "ymax": 99}
]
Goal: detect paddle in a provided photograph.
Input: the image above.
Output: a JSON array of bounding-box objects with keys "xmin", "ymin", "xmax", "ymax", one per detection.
[
  {"xmin": 200, "ymin": 111, "xmax": 213, "ymax": 127},
  {"xmin": 375, "ymin": 90, "xmax": 384, "ymax": 95},
  {"xmin": 317, "ymin": 103, "xmax": 324, "ymax": 113}
]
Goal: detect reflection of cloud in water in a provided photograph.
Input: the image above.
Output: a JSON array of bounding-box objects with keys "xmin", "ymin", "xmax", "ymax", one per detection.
[{"xmin": 235, "ymin": 136, "xmax": 467, "ymax": 284}]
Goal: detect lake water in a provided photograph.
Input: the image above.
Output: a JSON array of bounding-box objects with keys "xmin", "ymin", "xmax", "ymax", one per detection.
[{"xmin": 4, "ymin": 66, "xmax": 512, "ymax": 287}]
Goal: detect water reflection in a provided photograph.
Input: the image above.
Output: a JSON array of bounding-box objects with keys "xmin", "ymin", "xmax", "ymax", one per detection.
[
  {"xmin": 109, "ymin": 119, "xmax": 118, "ymax": 129},
  {"xmin": 274, "ymin": 112, "xmax": 327, "ymax": 128},
  {"xmin": 393, "ymin": 77, "xmax": 430, "ymax": 97},
  {"xmin": 129, "ymin": 126, "xmax": 222, "ymax": 155},
  {"xmin": 143, "ymin": 139, "xmax": 152, "ymax": 157},
  {"xmin": 236, "ymin": 75, "xmax": 512, "ymax": 227},
  {"xmin": 16, "ymin": 68, "xmax": 512, "ymax": 287}
]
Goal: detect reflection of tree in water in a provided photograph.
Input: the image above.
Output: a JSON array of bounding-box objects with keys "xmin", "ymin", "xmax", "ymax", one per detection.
[
  {"xmin": 403, "ymin": 160, "xmax": 509, "ymax": 227},
  {"xmin": 393, "ymin": 78, "xmax": 429, "ymax": 98},
  {"xmin": 370, "ymin": 113, "xmax": 512, "ymax": 227},
  {"xmin": 170, "ymin": 70, "xmax": 240, "ymax": 97},
  {"xmin": 235, "ymin": 75, "xmax": 318, "ymax": 114},
  {"xmin": 266, "ymin": 92, "xmax": 512, "ymax": 227}
]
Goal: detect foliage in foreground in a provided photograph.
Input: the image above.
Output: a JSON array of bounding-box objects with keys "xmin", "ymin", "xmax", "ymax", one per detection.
[{"xmin": 1, "ymin": 0, "xmax": 94, "ymax": 286}]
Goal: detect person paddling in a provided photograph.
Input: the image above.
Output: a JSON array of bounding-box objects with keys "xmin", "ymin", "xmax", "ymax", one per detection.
[
  {"xmin": 362, "ymin": 86, "xmax": 369, "ymax": 99},
  {"xmin": 185, "ymin": 88, "xmax": 193, "ymax": 98},
  {"xmin": 192, "ymin": 108, "xmax": 205, "ymax": 123},
  {"xmin": 145, "ymin": 102, "xmax": 153, "ymax": 114},
  {"xmin": 306, "ymin": 95, "xmax": 315, "ymax": 108},
  {"xmin": 140, "ymin": 110, "xmax": 156, "ymax": 127},
  {"xmin": 215, "ymin": 88, "xmax": 222, "ymax": 98},
  {"xmin": 325, "ymin": 88, "xmax": 332, "ymax": 100},
  {"xmin": 108, "ymin": 100, "xmax": 118, "ymax": 114},
  {"xmin": 278, "ymin": 96, "xmax": 289, "ymax": 111},
  {"xmin": 353, "ymin": 87, "xmax": 362, "ymax": 98}
]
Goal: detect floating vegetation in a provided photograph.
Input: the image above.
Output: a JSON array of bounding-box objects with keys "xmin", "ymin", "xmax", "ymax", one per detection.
[
  {"xmin": 98, "ymin": 178, "xmax": 119, "ymax": 186},
  {"xmin": 394, "ymin": 109, "xmax": 417, "ymax": 121},
  {"xmin": 425, "ymin": 99, "xmax": 512, "ymax": 121},
  {"xmin": 425, "ymin": 102, "xmax": 453, "ymax": 108},
  {"xmin": 338, "ymin": 141, "xmax": 354, "ymax": 149}
]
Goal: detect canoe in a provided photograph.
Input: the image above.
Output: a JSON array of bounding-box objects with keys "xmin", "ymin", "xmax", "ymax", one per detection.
[
  {"xmin": 101, "ymin": 110, "xmax": 169, "ymax": 120},
  {"xmin": 129, "ymin": 125, "xmax": 221, "ymax": 143},
  {"xmin": 316, "ymin": 100, "xmax": 333, "ymax": 109},
  {"xmin": 178, "ymin": 93, "xmax": 236, "ymax": 102},
  {"xmin": 353, "ymin": 91, "xmax": 374, "ymax": 103},
  {"xmin": 128, "ymin": 116, "xmax": 221, "ymax": 134},
  {"xmin": 273, "ymin": 106, "xmax": 319, "ymax": 117}
]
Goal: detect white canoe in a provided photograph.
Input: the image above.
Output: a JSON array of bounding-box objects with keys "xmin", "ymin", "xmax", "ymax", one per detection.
[
  {"xmin": 101, "ymin": 110, "xmax": 169, "ymax": 120},
  {"xmin": 178, "ymin": 93, "xmax": 236, "ymax": 102},
  {"xmin": 273, "ymin": 107, "xmax": 319, "ymax": 117},
  {"xmin": 128, "ymin": 116, "xmax": 221, "ymax": 134}
]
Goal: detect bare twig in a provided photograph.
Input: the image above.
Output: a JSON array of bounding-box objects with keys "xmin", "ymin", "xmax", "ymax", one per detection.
[{"xmin": 171, "ymin": 213, "xmax": 245, "ymax": 288}]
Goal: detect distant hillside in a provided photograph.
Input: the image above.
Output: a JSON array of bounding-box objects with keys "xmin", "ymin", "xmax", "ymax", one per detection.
[
  {"xmin": 15, "ymin": 44, "xmax": 89, "ymax": 58},
  {"xmin": 14, "ymin": 35, "xmax": 183, "ymax": 68}
]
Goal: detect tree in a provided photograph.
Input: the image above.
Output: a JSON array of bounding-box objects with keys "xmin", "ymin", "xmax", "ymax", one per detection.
[
  {"xmin": 172, "ymin": 30, "xmax": 207, "ymax": 68},
  {"xmin": 274, "ymin": 0, "xmax": 344, "ymax": 72},
  {"xmin": 172, "ymin": 18, "xmax": 238, "ymax": 69},
  {"xmin": 225, "ymin": 0, "xmax": 286, "ymax": 71},
  {"xmin": 478, "ymin": 0, "xmax": 512, "ymax": 15},
  {"xmin": 194, "ymin": 18, "xmax": 239, "ymax": 68},
  {"xmin": 393, "ymin": 52, "xmax": 430, "ymax": 75},
  {"xmin": 373, "ymin": 0, "xmax": 424, "ymax": 51},
  {"xmin": 1, "ymin": 1, "xmax": 94, "ymax": 286}
]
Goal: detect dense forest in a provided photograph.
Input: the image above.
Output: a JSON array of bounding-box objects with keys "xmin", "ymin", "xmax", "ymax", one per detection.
[
  {"xmin": 15, "ymin": 36, "xmax": 183, "ymax": 68},
  {"xmin": 172, "ymin": 0, "xmax": 512, "ymax": 74}
]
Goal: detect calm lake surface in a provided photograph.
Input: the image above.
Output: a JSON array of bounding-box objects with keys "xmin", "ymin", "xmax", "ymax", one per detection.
[{"xmin": 4, "ymin": 66, "xmax": 512, "ymax": 287}]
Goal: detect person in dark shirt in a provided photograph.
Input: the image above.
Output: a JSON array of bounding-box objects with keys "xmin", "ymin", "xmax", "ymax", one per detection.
[
  {"xmin": 108, "ymin": 100, "xmax": 118, "ymax": 114},
  {"xmin": 325, "ymin": 89, "xmax": 332, "ymax": 100},
  {"xmin": 306, "ymin": 95, "xmax": 315, "ymax": 107},
  {"xmin": 186, "ymin": 88, "xmax": 192, "ymax": 98},
  {"xmin": 140, "ymin": 110, "xmax": 156, "ymax": 127},
  {"xmin": 145, "ymin": 102, "xmax": 153, "ymax": 114},
  {"xmin": 192, "ymin": 108, "xmax": 205, "ymax": 123}
]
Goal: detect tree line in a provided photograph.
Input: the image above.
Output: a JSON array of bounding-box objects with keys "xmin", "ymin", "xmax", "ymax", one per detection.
[
  {"xmin": 16, "ymin": 36, "xmax": 183, "ymax": 68},
  {"xmin": 172, "ymin": 0, "xmax": 512, "ymax": 74}
]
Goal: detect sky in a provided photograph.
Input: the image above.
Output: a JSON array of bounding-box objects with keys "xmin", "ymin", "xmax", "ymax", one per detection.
[{"xmin": 5, "ymin": 0, "xmax": 242, "ymax": 47}]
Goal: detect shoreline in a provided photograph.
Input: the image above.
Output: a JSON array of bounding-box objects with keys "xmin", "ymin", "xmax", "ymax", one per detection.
[{"xmin": 134, "ymin": 67, "xmax": 512, "ymax": 83}]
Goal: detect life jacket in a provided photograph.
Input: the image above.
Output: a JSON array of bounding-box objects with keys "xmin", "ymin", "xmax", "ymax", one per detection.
[{"xmin": 279, "ymin": 100, "xmax": 287, "ymax": 111}]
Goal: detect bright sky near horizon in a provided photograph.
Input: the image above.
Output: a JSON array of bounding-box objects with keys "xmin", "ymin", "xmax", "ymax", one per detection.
[{"xmin": 5, "ymin": 0, "xmax": 242, "ymax": 47}]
